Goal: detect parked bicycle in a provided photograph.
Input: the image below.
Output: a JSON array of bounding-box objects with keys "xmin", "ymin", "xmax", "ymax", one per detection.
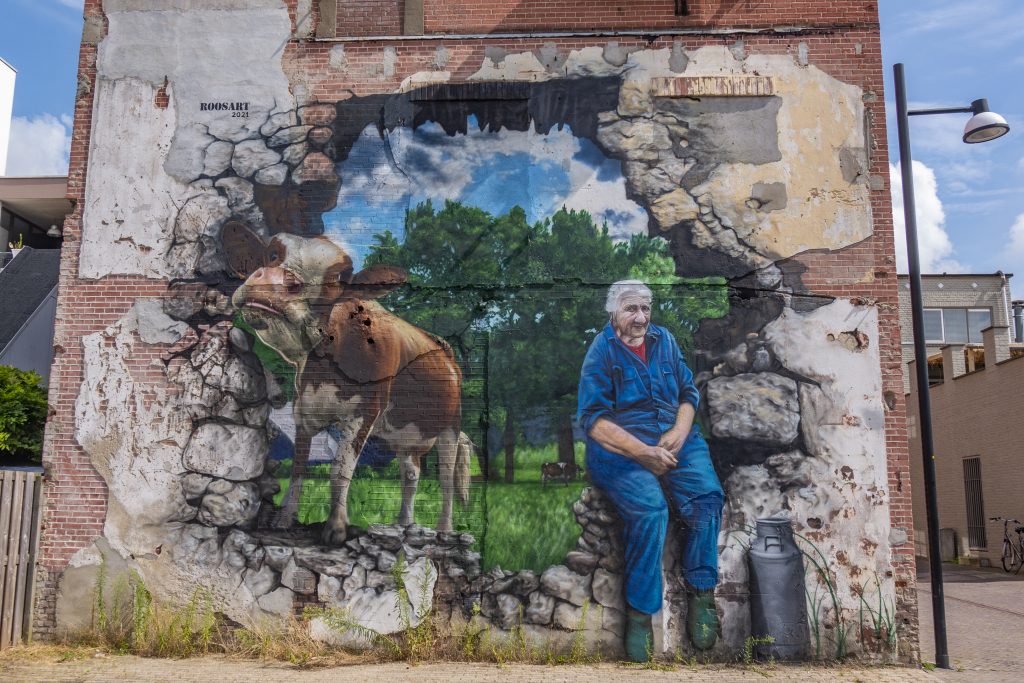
[{"xmin": 990, "ymin": 516, "xmax": 1024, "ymax": 574}]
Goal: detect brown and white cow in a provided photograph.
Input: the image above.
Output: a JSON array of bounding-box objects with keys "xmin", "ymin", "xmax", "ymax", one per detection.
[{"xmin": 227, "ymin": 224, "xmax": 470, "ymax": 545}]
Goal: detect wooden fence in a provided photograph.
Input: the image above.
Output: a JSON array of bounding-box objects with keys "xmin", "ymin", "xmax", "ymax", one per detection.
[{"xmin": 0, "ymin": 470, "xmax": 43, "ymax": 649}]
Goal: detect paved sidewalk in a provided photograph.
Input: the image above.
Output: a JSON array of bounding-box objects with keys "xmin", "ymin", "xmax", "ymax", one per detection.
[
  {"xmin": 917, "ymin": 563, "xmax": 1024, "ymax": 683},
  {"xmin": 0, "ymin": 657, "xmax": 938, "ymax": 683}
]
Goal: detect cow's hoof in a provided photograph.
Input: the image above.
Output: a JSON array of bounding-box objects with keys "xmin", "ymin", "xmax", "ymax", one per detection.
[{"xmin": 321, "ymin": 524, "xmax": 348, "ymax": 546}]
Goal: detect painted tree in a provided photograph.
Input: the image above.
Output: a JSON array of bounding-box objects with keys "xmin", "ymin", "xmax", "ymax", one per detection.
[{"xmin": 366, "ymin": 200, "xmax": 728, "ymax": 480}]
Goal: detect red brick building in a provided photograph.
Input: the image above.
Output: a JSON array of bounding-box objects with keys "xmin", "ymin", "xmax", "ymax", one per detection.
[{"xmin": 33, "ymin": 0, "xmax": 914, "ymax": 663}]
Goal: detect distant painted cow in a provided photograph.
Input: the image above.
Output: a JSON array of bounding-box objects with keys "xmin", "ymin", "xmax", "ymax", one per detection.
[
  {"xmin": 227, "ymin": 223, "xmax": 471, "ymax": 544},
  {"xmin": 541, "ymin": 461, "xmax": 583, "ymax": 486}
]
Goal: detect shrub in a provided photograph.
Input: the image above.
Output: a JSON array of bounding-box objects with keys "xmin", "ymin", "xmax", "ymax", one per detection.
[{"xmin": 0, "ymin": 365, "xmax": 48, "ymax": 464}]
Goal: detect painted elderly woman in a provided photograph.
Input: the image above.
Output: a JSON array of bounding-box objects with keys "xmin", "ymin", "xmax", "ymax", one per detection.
[{"xmin": 577, "ymin": 280, "xmax": 724, "ymax": 660}]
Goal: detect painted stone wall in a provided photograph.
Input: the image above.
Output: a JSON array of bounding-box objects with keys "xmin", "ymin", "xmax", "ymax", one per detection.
[{"xmin": 37, "ymin": 0, "xmax": 916, "ymax": 663}]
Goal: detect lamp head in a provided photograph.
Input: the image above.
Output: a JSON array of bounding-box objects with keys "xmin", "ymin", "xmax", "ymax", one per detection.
[{"xmin": 963, "ymin": 98, "xmax": 1010, "ymax": 144}]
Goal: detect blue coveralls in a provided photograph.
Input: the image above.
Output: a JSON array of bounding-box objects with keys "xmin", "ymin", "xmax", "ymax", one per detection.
[{"xmin": 577, "ymin": 322, "xmax": 723, "ymax": 615}]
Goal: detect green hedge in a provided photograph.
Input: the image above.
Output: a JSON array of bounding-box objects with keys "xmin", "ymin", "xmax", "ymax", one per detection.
[{"xmin": 0, "ymin": 365, "xmax": 48, "ymax": 464}]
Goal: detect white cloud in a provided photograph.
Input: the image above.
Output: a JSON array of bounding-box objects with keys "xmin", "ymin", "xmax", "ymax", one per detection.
[
  {"xmin": 890, "ymin": 0, "xmax": 1024, "ymax": 47},
  {"xmin": 889, "ymin": 161, "xmax": 967, "ymax": 273},
  {"xmin": 4, "ymin": 114, "xmax": 72, "ymax": 176},
  {"xmin": 561, "ymin": 169, "xmax": 649, "ymax": 240},
  {"xmin": 386, "ymin": 120, "xmax": 582, "ymax": 201},
  {"xmin": 1008, "ymin": 213, "xmax": 1024, "ymax": 256},
  {"xmin": 335, "ymin": 121, "xmax": 648, "ymax": 238}
]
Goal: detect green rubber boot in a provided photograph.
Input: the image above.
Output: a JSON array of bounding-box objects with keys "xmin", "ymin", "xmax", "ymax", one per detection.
[
  {"xmin": 624, "ymin": 607, "xmax": 653, "ymax": 663},
  {"xmin": 687, "ymin": 589, "xmax": 719, "ymax": 651}
]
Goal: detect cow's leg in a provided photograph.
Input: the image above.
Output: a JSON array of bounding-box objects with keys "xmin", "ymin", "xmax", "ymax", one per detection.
[
  {"xmin": 397, "ymin": 450, "xmax": 426, "ymax": 526},
  {"xmin": 272, "ymin": 427, "xmax": 312, "ymax": 528},
  {"xmin": 322, "ymin": 417, "xmax": 374, "ymax": 545},
  {"xmin": 435, "ymin": 427, "xmax": 459, "ymax": 533}
]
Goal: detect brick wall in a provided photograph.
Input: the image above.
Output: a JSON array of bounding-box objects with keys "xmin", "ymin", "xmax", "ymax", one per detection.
[
  {"xmin": 319, "ymin": 1, "xmax": 879, "ymax": 38},
  {"xmin": 335, "ymin": 0, "xmax": 404, "ymax": 37},
  {"xmin": 420, "ymin": 1, "xmax": 878, "ymax": 35},
  {"xmin": 907, "ymin": 348, "xmax": 1024, "ymax": 567},
  {"xmin": 35, "ymin": 0, "xmax": 915, "ymax": 658}
]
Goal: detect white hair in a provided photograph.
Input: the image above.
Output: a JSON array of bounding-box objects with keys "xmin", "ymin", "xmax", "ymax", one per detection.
[{"xmin": 605, "ymin": 279, "xmax": 653, "ymax": 314}]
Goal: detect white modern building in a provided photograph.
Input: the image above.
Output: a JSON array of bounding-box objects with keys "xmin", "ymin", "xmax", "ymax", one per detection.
[
  {"xmin": 0, "ymin": 56, "xmax": 70, "ymax": 261},
  {"xmin": 0, "ymin": 57, "xmax": 15, "ymax": 176}
]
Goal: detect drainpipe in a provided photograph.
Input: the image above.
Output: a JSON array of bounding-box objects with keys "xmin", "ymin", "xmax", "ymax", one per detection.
[
  {"xmin": 999, "ymin": 271, "xmax": 1013, "ymax": 344},
  {"xmin": 1013, "ymin": 300, "xmax": 1024, "ymax": 343}
]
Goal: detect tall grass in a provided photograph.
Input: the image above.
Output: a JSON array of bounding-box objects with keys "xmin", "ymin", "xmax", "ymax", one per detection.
[{"xmin": 75, "ymin": 558, "xmax": 217, "ymax": 657}]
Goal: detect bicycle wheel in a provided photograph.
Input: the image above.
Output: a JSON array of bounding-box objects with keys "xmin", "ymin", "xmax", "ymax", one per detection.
[
  {"xmin": 999, "ymin": 540, "xmax": 1015, "ymax": 573},
  {"xmin": 1003, "ymin": 540, "xmax": 1022, "ymax": 573}
]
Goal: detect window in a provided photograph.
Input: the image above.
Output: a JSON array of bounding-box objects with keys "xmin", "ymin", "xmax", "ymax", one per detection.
[
  {"xmin": 923, "ymin": 308, "xmax": 992, "ymax": 344},
  {"xmin": 963, "ymin": 457, "xmax": 986, "ymax": 550}
]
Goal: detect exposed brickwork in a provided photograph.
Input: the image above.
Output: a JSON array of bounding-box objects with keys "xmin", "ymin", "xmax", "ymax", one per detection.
[
  {"xmin": 421, "ymin": 1, "xmax": 879, "ymax": 35},
  {"xmin": 335, "ymin": 0, "xmax": 405, "ymax": 37},
  {"xmin": 30, "ymin": 568, "xmax": 59, "ymax": 641},
  {"xmin": 34, "ymin": 1, "xmax": 916, "ymax": 661}
]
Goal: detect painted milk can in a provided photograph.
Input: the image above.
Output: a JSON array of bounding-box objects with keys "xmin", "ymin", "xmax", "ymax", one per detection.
[{"xmin": 748, "ymin": 517, "xmax": 811, "ymax": 660}]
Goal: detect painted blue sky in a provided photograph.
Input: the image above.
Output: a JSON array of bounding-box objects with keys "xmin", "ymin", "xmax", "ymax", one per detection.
[
  {"xmin": 322, "ymin": 118, "xmax": 647, "ymax": 268},
  {"xmin": 3, "ymin": 0, "xmax": 1023, "ymax": 287}
]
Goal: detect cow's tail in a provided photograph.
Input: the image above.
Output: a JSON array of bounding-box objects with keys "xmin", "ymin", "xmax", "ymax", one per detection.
[{"xmin": 455, "ymin": 432, "xmax": 473, "ymax": 505}]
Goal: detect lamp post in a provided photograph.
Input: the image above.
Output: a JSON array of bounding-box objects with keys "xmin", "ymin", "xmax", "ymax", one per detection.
[{"xmin": 893, "ymin": 62, "xmax": 1009, "ymax": 670}]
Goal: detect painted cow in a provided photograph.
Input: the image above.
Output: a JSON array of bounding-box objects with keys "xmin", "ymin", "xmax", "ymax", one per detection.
[
  {"xmin": 227, "ymin": 223, "xmax": 470, "ymax": 544},
  {"xmin": 540, "ymin": 461, "xmax": 583, "ymax": 486}
]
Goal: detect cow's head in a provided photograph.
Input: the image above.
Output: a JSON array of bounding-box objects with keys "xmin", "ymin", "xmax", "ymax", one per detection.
[{"xmin": 226, "ymin": 221, "xmax": 406, "ymax": 365}]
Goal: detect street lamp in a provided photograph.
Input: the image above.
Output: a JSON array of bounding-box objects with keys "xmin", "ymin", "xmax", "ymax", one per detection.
[{"xmin": 893, "ymin": 62, "xmax": 1010, "ymax": 670}]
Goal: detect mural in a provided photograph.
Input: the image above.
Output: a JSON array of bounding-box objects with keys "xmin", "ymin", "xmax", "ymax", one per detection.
[{"xmin": 58, "ymin": 5, "xmax": 897, "ymax": 663}]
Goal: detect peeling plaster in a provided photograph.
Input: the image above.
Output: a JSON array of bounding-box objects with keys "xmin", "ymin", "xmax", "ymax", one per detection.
[
  {"xmin": 461, "ymin": 45, "xmax": 872, "ymax": 262},
  {"xmin": 80, "ymin": 1, "xmax": 294, "ymax": 278}
]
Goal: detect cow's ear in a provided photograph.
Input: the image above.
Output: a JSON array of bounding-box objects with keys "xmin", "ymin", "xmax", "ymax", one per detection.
[
  {"xmin": 349, "ymin": 264, "xmax": 407, "ymax": 299},
  {"xmin": 222, "ymin": 220, "xmax": 267, "ymax": 280}
]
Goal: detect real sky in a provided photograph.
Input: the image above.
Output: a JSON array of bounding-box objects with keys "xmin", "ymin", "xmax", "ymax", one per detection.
[{"xmin": 2, "ymin": 1, "xmax": 1022, "ymax": 288}]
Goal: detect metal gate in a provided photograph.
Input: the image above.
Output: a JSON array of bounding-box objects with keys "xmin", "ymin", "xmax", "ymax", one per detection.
[
  {"xmin": 962, "ymin": 456, "xmax": 987, "ymax": 550},
  {"xmin": 0, "ymin": 469, "xmax": 43, "ymax": 649}
]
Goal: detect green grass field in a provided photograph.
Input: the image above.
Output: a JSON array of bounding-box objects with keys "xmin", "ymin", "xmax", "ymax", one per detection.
[{"xmin": 273, "ymin": 443, "xmax": 587, "ymax": 573}]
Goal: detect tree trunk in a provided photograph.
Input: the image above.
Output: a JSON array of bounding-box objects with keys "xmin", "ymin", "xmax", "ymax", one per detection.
[
  {"xmin": 503, "ymin": 409, "xmax": 516, "ymax": 483},
  {"xmin": 557, "ymin": 411, "xmax": 576, "ymax": 465}
]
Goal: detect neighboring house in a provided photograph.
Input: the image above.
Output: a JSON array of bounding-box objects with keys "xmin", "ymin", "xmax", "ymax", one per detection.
[
  {"xmin": 0, "ymin": 175, "xmax": 69, "ymax": 255},
  {"xmin": 0, "ymin": 248, "xmax": 61, "ymax": 381},
  {"xmin": 0, "ymin": 176, "xmax": 70, "ymax": 381},
  {"xmin": 901, "ymin": 273, "xmax": 1024, "ymax": 566},
  {"xmin": 897, "ymin": 273, "xmax": 1017, "ymax": 394},
  {"xmin": 1, "ymin": 56, "xmax": 71, "ymax": 256}
]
